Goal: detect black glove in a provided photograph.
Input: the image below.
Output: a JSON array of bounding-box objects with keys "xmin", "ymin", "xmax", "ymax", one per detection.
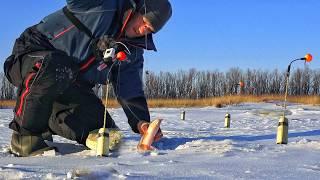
[
  {"xmin": 92, "ymin": 36, "xmax": 128, "ymax": 64},
  {"xmin": 96, "ymin": 36, "xmax": 117, "ymax": 52},
  {"xmin": 91, "ymin": 36, "xmax": 116, "ymax": 63}
]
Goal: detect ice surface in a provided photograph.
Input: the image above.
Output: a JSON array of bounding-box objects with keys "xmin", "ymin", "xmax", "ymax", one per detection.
[{"xmin": 0, "ymin": 102, "xmax": 319, "ymax": 179}]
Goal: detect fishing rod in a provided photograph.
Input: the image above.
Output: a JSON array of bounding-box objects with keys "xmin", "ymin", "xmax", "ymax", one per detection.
[
  {"xmin": 276, "ymin": 53, "xmax": 313, "ymax": 144},
  {"xmin": 96, "ymin": 41, "xmax": 130, "ymax": 156}
]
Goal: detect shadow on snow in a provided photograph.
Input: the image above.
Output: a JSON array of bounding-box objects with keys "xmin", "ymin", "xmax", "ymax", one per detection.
[
  {"xmin": 24, "ymin": 129, "xmax": 319, "ymax": 155},
  {"xmin": 155, "ymin": 129, "xmax": 320, "ymax": 150}
]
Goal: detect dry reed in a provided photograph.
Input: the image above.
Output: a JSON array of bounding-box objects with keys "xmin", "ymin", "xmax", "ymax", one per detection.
[{"xmin": 0, "ymin": 95, "xmax": 319, "ymax": 109}]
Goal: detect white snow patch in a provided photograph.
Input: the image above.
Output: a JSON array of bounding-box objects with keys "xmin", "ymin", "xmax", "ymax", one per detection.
[
  {"xmin": 289, "ymin": 138, "xmax": 320, "ymax": 150},
  {"xmin": 176, "ymin": 139, "xmax": 234, "ymax": 155},
  {"xmin": 66, "ymin": 167, "xmax": 126, "ymax": 179},
  {"xmin": 0, "ymin": 103, "xmax": 319, "ymax": 179}
]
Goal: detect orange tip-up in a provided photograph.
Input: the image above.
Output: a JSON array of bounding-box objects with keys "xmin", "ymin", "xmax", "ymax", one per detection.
[{"xmin": 304, "ymin": 53, "xmax": 312, "ymax": 62}]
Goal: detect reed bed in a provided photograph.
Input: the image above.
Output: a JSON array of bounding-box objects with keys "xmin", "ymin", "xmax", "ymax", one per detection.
[{"xmin": 1, "ymin": 95, "xmax": 318, "ymax": 108}]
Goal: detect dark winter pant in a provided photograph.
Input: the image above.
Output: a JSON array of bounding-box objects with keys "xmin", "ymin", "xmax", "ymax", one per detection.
[{"xmin": 9, "ymin": 51, "xmax": 117, "ymax": 144}]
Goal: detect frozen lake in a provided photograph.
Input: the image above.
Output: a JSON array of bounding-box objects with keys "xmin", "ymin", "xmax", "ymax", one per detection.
[{"xmin": 0, "ymin": 102, "xmax": 320, "ymax": 179}]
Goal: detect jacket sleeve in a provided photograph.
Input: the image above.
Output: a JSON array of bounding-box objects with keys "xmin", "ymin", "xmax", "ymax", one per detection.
[
  {"xmin": 111, "ymin": 47, "xmax": 145, "ymax": 100},
  {"xmin": 66, "ymin": 0, "xmax": 104, "ymax": 11},
  {"xmin": 118, "ymin": 96, "xmax": 150, "ymax": 134},
  {"xmin": 110, "ymin": 46, "xmax": 149, "ymax": 133}
]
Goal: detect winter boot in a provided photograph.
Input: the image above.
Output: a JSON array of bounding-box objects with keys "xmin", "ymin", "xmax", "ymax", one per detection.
[{"xmin": 10, "ymin": 131, "xmax": 55, "ymax": 157}]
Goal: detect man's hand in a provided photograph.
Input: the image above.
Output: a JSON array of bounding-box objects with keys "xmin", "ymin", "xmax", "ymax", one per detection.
[
  {"xmin": 96, "ymin": 36, "xmax": 117, "ymax": 52},
  {"xmin": 91, "ymin": 36, "xmax": 117, "ymax": 63}
]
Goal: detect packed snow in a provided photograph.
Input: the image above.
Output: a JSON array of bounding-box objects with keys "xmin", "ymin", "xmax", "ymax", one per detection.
[{"xmin": 0, "ymin": 102, "xmax": 320, "ymax": 179}]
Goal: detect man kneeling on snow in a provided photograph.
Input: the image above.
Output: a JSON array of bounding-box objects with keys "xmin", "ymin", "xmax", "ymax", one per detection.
[{"xmin": 3, "ymin": 0, "xmax": 172, "ymax": 156}]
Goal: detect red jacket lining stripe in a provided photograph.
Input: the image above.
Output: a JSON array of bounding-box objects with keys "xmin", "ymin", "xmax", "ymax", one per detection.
[
  {"xmin": 53, "ymin": 25, "xmax": 75, "ymax": 39},
  {"xmin": 80, "ymin": 56, "xmax": 96, "ymax": 71},
  {"xmin": 16, "ymin": 73, "xmax": 36, "ymax": 117},
  {"xmin": 117, "ymin": 10, "xmax": 133, "ymax": 39}
]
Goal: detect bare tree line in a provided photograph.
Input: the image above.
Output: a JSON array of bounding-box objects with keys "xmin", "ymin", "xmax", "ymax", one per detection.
[
  {"xmin": 1, "ymin": 67, "xmax": 319, "ymax": 100},
  {"xmin": 144, "ymin": 67, "xmax": 320, "ymax": 99},
  {"xmin": 0, "ymin": 72, "xmax": 16, "ymax": 99}
]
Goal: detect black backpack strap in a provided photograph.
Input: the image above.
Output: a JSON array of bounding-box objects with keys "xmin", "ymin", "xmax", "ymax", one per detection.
[{"xmin": 62, "ymin": 6, "xmax": 94, "ymax": 39}]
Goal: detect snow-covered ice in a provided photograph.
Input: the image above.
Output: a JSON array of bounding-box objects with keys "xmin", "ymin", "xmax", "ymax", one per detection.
[{"xmin": 0, "ymin": 102, "xmax": 319, "ymax": 179}]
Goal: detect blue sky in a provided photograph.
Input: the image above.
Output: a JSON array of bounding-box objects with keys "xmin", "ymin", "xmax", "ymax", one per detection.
[{"xmin": 1, "ymin": 0, "xmax": 319, "ymax": 73}]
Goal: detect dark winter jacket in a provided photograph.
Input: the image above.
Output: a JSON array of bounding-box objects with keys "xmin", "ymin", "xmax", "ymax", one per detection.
[{"xmin": 5, "ymin": 0, "xmax": 157, "ymax": 100}]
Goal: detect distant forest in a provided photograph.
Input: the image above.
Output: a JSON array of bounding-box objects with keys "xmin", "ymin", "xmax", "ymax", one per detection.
[{"xmin": 1, "ymin": 67, "xmax": 320, "ymax": 100}]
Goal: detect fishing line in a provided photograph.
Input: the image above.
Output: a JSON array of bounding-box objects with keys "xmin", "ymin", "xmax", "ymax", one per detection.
[
  {"xmin": 103, "ymin": 41, "xmax": 131, "ymax": 128},
  {"xmin": 115, "ymin": 0, "xmax": 150, "ymax": 124},
  {"xmin": 104, "ymin": 1, "xmax": 151, "ymax": 128}
]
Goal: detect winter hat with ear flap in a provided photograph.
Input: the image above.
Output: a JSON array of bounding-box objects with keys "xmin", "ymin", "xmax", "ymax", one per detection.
[{"xmin": 138, "ymin": 0, "xmax": 172, "ymax": 33}]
